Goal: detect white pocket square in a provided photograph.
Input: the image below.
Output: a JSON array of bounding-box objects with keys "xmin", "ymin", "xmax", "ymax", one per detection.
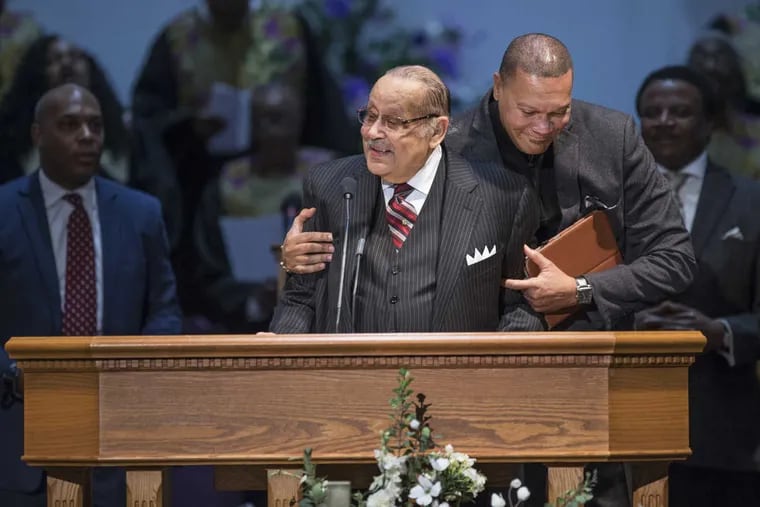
[
  {"xmin": 466, "ymin": 245, "xmax": 496, "ymax": 266},
  {"xmin": 721, "ymin": 226, "xmax": 744, "ymax": 241}
]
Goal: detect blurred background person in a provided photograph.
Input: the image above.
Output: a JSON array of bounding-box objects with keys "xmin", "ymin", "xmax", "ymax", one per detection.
[
  {"xmin": 190, "ymin": 81, "xmax": 336, "ymax": 333},
  {"xmin": 130, "ymin": 0, "xmax": 357, "ymax": 327},
  {"xmin": 688, "ymin": 35, "xmax": 760, "ymax": 179},
  {"xmin": 635, "ymin": 65, "xmax": 760, "ymax": 507},
  {"xmin": 0, "ymin": 0, "xmax": 41, "ymax": 100},
  {"xmin": 0, "ymin": 34, "xmax": 131, "ymax": 185}
]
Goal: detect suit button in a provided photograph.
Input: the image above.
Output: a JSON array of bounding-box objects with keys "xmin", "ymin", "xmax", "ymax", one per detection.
[
  {"xmin": 391, "ymin": 266, "xmax": 400, "ymax": 275},
  {"xmin": 390, "ymin": 296, "xmax": 399, "ymax": 304}
]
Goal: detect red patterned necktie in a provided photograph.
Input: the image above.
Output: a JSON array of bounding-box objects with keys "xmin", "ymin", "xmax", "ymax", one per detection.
[
  {"xmin": 386, "ymin": 183, "xmax": 417, "ymax": 249},
  {"xmin": 61, "ymin": 193, "xmax": 97, "ymax": 336}
]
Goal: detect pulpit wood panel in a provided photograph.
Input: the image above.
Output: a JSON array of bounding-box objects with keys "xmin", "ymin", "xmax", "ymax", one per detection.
[{"xmin": 7, "ymin": 331, "xmax": 704, "ymax": 507}]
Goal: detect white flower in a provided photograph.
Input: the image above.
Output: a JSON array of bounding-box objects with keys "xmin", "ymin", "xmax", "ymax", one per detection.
[
  {"xmin": 429, "ymin": 455, "xmax": 450, "ymax": 472},
  {"xmin": 510, "ymin": 478, "xmax": 522, "ymax": 489},
  {"xmin": 451, "ymin": 451, "xmax": 474, "ymax": 466},
  {"xmin": 463, "ymin": 467, "xmax": 486, "ymax": 491},
  {"xmin": 409, "ymin": 419, "xmax": 421, "ymax": 430},
  {"xmin": 409, "ymin": 475, "xmax": 442, "ymax": 506},
  {"xmin": 490, "ymin": 492, "xmax": 506, "ymax": 507},
  {"xmin": 443, "ymin": 444, "xmax": 474, "ymax": 466},
  {"xmin": 373, "ymin": 449, "xmax": 407, "ymax": 474},
  {"xmin": 366, "ymin": 488, "xmax": 395, "ymax": 507},
  {"xmin": 517, "ymin": 486, "xmax": 531, "ymax": 501}
]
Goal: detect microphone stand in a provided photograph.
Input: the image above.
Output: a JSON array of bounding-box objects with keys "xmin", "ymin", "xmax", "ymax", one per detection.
[{"xmin": 335, "ymin": 178, "xmax": 355, "ymax": 332}]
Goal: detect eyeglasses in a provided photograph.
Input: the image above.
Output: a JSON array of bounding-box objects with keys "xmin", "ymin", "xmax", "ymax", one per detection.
[{"xmin": 357, "ymin": 108, "xmax": 438, "ymax": 132}]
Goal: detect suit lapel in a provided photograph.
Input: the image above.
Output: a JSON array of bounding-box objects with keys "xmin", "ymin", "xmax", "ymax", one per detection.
[
  {"xmin": 553, "ymin": 126, "xmax": 582, "ymax": 230},
  {"xmin": 432, "ymin": 150, "xmax": 481, "ymax": 329},
  {"xmin": 17, "ymin": 174, "xmax": 61, "ymax": 325},
  {"xmin": 690, "ymin": 163, "xmax": 734, "ymax": 257},
  {"xmin": 96, "ymin": 178, "xmax": 121, "ymax": 334}
]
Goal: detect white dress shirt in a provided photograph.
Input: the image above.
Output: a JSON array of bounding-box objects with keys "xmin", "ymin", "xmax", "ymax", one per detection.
[
  {"xmin": 382, "ymin": 144, "xmax": 442, "ymax": 211},
  {"xmin": 39, "ymin": 170, "xmax": 103, "ymax": 333},
  {"xmin": 657, "ymin": 151, "xmax": 707, "ymax": 233}
]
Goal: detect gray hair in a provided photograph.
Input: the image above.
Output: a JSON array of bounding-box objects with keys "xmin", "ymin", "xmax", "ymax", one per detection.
[{"xmin": 383, "ymin": 65, "xmax": 451, "ymax": 117}]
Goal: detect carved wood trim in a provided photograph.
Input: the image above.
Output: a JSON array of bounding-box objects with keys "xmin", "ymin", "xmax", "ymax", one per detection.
[
  {"xmin": 6, "ymin": 331, "xmax": 706, "ymax": 363},
  {"xmin": 16, "ymin": 353, "xmax": 694, "ymax": 371}
]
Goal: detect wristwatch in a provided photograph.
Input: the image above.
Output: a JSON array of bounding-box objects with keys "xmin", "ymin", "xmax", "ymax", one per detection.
[{"xmin": 575, "ymin": 276, "xmax": 593, "ymax": 305}]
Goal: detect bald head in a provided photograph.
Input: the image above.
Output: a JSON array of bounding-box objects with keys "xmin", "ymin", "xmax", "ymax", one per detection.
[
  {"xmin": 32, "ymin": 83, "xmax": 103, "ymax": 190},
  {"xmin": 34, "ymin": 83, "xmax": 99, "ymax": 124},
  {"xmin": 499, "ymin": 33, "xmax": 573, "ymax": 79}
]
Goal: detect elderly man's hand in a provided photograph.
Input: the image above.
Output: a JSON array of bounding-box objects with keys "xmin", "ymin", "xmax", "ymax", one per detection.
[
  {"xmin": 635, "ymin": 301, "xmax": 725, "ymax": 352},
  {"xmin": 501, "ymin": 245, "xmax": 577, "ymax": 313},
  {"xmin": 280, "ymin": 208, "xmax": 334, "ymax": 275}
]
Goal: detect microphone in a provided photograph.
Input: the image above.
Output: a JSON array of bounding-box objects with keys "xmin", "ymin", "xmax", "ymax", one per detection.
[
  {"xmin": 350, "ymin": 235, "xmax": 366, "ymax": 329},
  {"xmin": 280, "ymin": 192, "xmax": 302, "ymax": 236},
  {"xmin": 335, "ymin": 176, "xmax": 357, "ymax": 332}
]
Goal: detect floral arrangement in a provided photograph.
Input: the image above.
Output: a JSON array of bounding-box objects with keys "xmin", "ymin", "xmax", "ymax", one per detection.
[
  {"xmin": 296, "ymin": 0, "xmax": 473, "ymax": 114},
  {"xmin": 298, "ymin": 369, "xmax": 595, "ymax": 507}
]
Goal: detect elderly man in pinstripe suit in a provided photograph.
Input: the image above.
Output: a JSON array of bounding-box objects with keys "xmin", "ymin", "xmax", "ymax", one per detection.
[{"xmin": 270, "ymin": 65, "xmax": 545, "ymax": 334}]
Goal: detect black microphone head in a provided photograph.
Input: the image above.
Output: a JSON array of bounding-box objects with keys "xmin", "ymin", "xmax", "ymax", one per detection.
[{"xmin": 341, "ymin": 176, "xmax": 357, "ymax": 199}]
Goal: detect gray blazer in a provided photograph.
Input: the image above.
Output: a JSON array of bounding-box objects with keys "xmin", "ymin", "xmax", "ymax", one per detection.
[
  {"xmin": 448, "ymin": 91, "xmax": 696, "ymax": 329},
  {"xmin": 675, "ymin": 162, "xmax": 760, "ymax": 471},
  {"xmin": 270, "ymin": 147, "xmax": 545, "ymax": 333}
]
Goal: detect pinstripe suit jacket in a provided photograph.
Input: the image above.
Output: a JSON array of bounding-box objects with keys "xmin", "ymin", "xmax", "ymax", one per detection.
[
  {"xmin": 448, "ymin": 91, "xmax": 697, "ymax": 329},
  {"xmin": 270, "ymin": 146, "xmax": 545, "ymax": 333}
]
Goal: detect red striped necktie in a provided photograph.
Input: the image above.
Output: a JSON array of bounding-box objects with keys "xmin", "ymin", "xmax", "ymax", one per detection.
[{"xmin": 386, "ymin": 183, "xmax": 417, "ymax": 249}]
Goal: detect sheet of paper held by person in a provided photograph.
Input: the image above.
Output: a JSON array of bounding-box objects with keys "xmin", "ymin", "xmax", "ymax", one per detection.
[
  {"xmin": 204, "ymin": 81, "xmax": 252, "ymax": 155},
  {"xmin": 219, "ymin": 214, "xmax": 282, "ymax": 283}
]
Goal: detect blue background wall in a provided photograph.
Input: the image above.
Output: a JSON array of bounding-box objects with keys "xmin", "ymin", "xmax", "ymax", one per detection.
[{"xmin": 11, "ymin": 0, "xmax": 750, "ymax": 117}]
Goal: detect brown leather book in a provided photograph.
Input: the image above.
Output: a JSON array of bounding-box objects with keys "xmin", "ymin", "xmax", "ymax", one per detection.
[{"xmin": 525, "ymin": 210, "xmax": 622, "ymax": 328}]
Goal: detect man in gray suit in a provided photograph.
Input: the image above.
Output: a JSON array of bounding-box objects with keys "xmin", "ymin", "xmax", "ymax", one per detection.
[
  {"xmin": 634, "ymin": 65, "xmax": 760, "ymax": 506},
  {"xmin": 270, "ymin": 65, "xmax": 543, "ymax": 334}
]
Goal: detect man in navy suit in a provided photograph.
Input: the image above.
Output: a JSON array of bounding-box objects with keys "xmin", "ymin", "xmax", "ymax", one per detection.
[
  {"xmin": 0, "ymin": 83, "xmax": 181, "ymax": 506},
  {"xmin": 634, "ymin": 65, "xmax": 760, "ymax": 506}
]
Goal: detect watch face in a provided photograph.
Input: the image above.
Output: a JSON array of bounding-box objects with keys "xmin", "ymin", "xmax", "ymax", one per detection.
[{"xmin": 576, "ymin": 278, "xmax": 592, "ymax": 305}]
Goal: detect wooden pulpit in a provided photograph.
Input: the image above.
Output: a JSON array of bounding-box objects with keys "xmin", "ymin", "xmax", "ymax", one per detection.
[{"xmin": 6, "ymin": 331, "xmax": 704, "ymax": 507}]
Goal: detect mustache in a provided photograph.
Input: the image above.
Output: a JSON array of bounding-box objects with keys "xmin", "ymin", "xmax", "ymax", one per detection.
[{"xmin": 366, "ymin": 140, "xmax": 391, "ymax": 151}]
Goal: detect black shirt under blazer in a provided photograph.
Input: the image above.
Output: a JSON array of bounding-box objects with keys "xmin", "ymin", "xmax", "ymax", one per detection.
[{"xmin": 448, "ymin": 91, "xmax": 697, "ymax": 329}]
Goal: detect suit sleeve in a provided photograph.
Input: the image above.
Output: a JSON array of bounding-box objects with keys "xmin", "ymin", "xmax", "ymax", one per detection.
[
  {"xmin": 141, "ymin": 198, "xmax": 182, "ymax": 334},
  {"xmin": 585, "ymin": 117, "xmax": 697, "ymax": 328},
  {"xmin": 724, "ymin": 241, "xmax": 760, "ymax": 367},
  {"xmin": 269, "ymin": 175, "xmax": 321, "ymax": 333},
  {"xmin": 498, "ymin": 185, "xmax": 546, "ymax": 331}
]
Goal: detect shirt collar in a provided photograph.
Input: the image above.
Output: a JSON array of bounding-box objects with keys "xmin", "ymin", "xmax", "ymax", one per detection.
[
  {"xmin": 38, "ymin": 169, "xmax": 97, "ymax": 209},
  {"xmin": 382, "ymin": 144, "xmax": 442, "ymax": 194},
  {"xmin": 656, "ymin": 151, "xmax": 708, "ymax": 180}
]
